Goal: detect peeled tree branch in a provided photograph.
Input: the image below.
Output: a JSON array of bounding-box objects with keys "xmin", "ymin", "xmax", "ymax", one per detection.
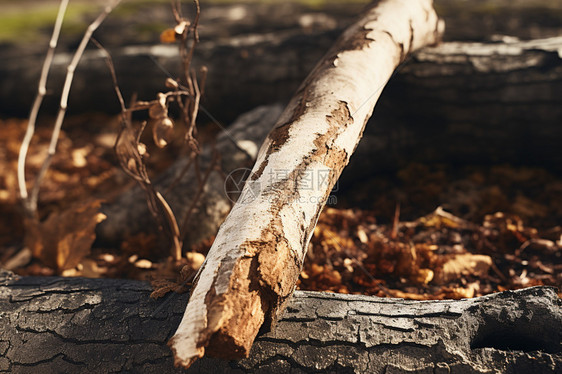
[{"xmin": 169, "ymin": 0, "xmax": 444, "ymax": 367}]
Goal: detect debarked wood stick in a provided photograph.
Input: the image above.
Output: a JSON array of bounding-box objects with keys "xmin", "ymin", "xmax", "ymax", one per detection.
[{"xmin": 169, "ymin": 0, "xmax": 443, "ymax": 367}]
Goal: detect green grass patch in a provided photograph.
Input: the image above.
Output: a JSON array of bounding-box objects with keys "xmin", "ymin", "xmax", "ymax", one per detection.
[
  {"xmin": 0, "ymin": 2, "xmax": 96, "ymax": 43},
  {"xmin": 0, "ymin": 0, "xmax": 370, "ymax": 44}
]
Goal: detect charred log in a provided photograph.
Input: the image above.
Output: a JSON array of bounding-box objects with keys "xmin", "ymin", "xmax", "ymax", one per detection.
[{"xmin": 0, "ymin": 271, "xmax": 560, "ymax": 373}]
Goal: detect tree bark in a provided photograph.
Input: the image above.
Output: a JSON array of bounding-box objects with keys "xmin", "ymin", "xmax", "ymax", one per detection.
[
  {"xmin": 347, "ymin": 35, "xmax": 562, "ymax": 180},
  {"xmin": 1, "ymin": 270, "xmax": 560, "ymax": 373},
  {"xmin": 168, "ymin": 0, "xmax": 443, "ymax": 368}
]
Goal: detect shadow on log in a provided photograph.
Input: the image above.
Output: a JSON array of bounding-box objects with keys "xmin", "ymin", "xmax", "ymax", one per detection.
[{"xmin": 0, "ymin": 270, "xmax": 560, "ymax": 373}]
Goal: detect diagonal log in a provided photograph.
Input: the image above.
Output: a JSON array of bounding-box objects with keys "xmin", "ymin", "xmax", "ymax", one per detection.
[{"xmin": 169, "ymin": 0, "xmax": 443, "ymax": 367}]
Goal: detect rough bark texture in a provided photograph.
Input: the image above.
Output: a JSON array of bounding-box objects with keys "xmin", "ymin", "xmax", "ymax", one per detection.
[
  {"xmin": 169, "ymin": 0, "xmax": 443, "ymax": 367},
  {"xmin": 1, "ymin": 270, "xmax": 560, "ymax": 373}
]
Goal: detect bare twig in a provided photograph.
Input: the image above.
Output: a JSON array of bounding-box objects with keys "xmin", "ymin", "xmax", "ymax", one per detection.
[
  {"xmin": 185, "ymin": 69, "xmax": 200, "ymax": 145},
  {"xmin": 27, "ymin": 0, "xmax": 122, "ymax": 214},
  {"xmin": 95, "ymin": 30, "xmax": 185, "ymax": 260},
  {"xmin": 91, "ymin": 38, "xmax": 127, "ymax": 115},
  {"xmin": 17, "ymin": 0, "xmax": 69, "ymax": 217},
  {"xmin": 156, "ymin": 191, "xmax": 182, "ymax": 261},
  {"xmin": 98, "ymin": 0, "xmax": 206, "ymax": 260},
  {"xmin": 183, "ymin": 0, "xmax": 200, "ymax": 74}
]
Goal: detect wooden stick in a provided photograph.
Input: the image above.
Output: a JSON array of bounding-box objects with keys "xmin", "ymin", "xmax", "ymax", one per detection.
[
  {"xmin": 169, "ymin": 0, "xmax": 443, "ymax": 367},
  {"xmin": 27, "ymin": 0, "xmax": 122, "ymax": 214},
  {"xmin": 17, "ymin": 0, "xmax": 69, "ymax": 216}
]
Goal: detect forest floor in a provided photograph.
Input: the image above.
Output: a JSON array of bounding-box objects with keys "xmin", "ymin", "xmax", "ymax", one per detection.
[{"xmin": 1, "ymin": 114, "xmax": 560, "ymax": 300}]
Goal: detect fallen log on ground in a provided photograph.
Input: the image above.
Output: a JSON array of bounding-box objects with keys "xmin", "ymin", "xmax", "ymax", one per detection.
[
  {"xmin": 96, "ymin": 35, "xmax": 562, "ymax": 249},
  {"xmin": 1, "ymin": 0, "xmax": 561, "ymax": 119},
  {"xmin": 169, "ymin": 0, "xmax": 443, "ymax": 367},
  {"xmin": 0, "ymin": 270, "xmax": 560, "ymax": 373},
  {"xmin": 347, "ymin": 35, "xmax": 562, "ymax": 179}
]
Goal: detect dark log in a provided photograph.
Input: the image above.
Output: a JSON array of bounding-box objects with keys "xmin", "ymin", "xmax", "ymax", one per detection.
[
  {"xmin": 348, "ymin": 36, "xmax": 562, "ymax": 178},
  {"xmin": 1, "ymin": 270, "xmax": 560, "ymax": 373},
  {"xmin": 1, "ymin": 1, "xmax": 561, "ymax": 121}
]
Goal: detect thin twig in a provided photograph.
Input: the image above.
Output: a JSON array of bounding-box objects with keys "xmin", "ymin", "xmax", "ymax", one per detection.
[
  {"xmin": 17, "ymin": 0, "xmax": 69, "ymax": 216},
  {"xmin": 91, "ymin": 38, "xmax": 127, "ymax": 116},
  {"xmin": 183, "ymin": 0, "xmax": 200, "ymax": 70},
  {"xmin": 185, "ymin": 69, "xmax": 200, "ymax": 145},
  {"xmin": 97, "ymin": 36, "xmax": 184, "ymax": 259},
  {"xmin": 155, "ymin": 191, "xmax": 183, "ymax": 261},
  {"xmin": 28, "ymin": 0, "xmax": 122, "ymax": 213}
]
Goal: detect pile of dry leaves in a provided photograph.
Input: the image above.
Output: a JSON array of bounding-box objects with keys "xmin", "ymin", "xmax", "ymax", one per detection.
[{"xmin": 301, "ymin": 206, "xmax": 561, "ymax": 299}]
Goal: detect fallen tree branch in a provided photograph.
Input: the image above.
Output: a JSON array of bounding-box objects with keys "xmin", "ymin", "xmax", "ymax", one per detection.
[
  {"xmin": 169, "ymin": 0, "xmax": 443, "ymax": 367},
  {"xmin": 0, "ymin": 271, "xmax": 560, "ymax": 372}
]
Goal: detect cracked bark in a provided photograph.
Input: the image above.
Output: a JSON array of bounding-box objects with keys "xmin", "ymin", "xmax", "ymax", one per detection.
[
  {"xmin": 0, "ymin": 271, "xmax": 560, "ymax": 373},
  {"xmin": 168, "ymin": 0, "xmax": 443, "ymax": 368}
]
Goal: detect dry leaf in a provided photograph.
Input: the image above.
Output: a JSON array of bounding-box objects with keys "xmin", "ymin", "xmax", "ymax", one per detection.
[
  {"xmin": 153, "ymin": 117, "xmax": 174, "ymax": 148},
  {"xmin": 413, "ymin": 268, "xmax": 434, "ymax": 284},
  {"xmin": 420, "ymin": 207, "xmax": 468, "ymax": 229},
  {"xmin": 438, "ymin": 283, "xmax": 479, "ymax": 299},
  {"xmin": 435, "ymin": 253, "xmax": 493, "ymax": 284},
  {"xmin": 384, "ymin": 288, "xmax": 430, "ymax": 300},
  {"xmin": 26, "ymin": 200, "xmax": 106, "ymax": 271},
  {"xmin": 150, "ymin": 278, "xmax": 183, "ymax": 299},
  {"xmin": 60, "ymin": 258, "xmax": 107, "ymax": 278},
  {"xmin": 116, "ymin": 124, "xmax": 143, "ymax": 175},
  {"xmin": 160, "ymin": 28, "xmax": 177, "ymax": 43},
  {"xmin": 71, "ymin": 146, "xmax": 90, "ymax": 168},
  {"xmin": 185, "ymin": 252, "xmax": 205, "ymax": 271}
]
